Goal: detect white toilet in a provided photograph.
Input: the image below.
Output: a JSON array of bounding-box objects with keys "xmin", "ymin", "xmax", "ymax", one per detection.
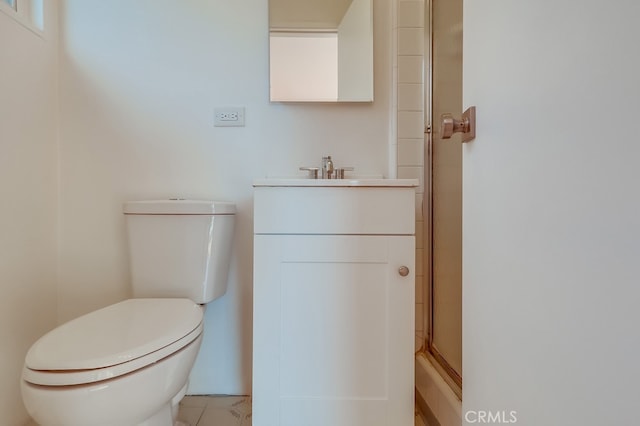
[{"xmin": 21, "ymin": 199, "xmax": 235, "ymax": 426}]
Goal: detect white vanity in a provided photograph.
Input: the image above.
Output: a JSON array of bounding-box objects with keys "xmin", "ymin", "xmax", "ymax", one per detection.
[{"xmin": 252, "ymin": 178, "xmax": 418, "ymax": 426}]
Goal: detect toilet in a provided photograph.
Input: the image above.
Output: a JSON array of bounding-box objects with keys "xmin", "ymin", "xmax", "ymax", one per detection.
[{"xmin": 21, "ymin": 199, "xmax": 236, "ymax": 426}]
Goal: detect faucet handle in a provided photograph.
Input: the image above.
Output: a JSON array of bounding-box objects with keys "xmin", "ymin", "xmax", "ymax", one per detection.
[
  {"xmin": 299, "ymin": 167, "xmax": 319, "ymax": 179},
  {"xmin": 333, "ymin": 167, "xmax": 354, "ymax": 179}
]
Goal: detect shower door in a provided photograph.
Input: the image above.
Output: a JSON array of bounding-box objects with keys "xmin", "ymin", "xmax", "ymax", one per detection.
[{"xmin": 424, "ymin": 0, "xmax": 463, "ymax": 390}]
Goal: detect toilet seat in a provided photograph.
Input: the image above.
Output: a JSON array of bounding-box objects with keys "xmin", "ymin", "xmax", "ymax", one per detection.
[{"xmin": 23, "ymin": 298, "xmax": 203, "ymax": 386}]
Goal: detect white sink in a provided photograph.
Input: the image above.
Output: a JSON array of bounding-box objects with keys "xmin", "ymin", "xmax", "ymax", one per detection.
[{"xmin": 252, "ymin": 178, "xmax": 419, "ymax": 187}]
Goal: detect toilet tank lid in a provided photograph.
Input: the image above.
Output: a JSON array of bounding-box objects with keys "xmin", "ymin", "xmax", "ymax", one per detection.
[{"xmin": 123, "ymin": 199, "xmax": 236, "ymax": 215}]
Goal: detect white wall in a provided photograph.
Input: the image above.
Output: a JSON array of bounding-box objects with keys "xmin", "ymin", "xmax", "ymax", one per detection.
[
  {"xmin": 58, "ymin": 0, "xmax": 392, "ymax": 394},
  {"xmin": 0, "ymin": 3, "xmax": 58, "ymax": 425}
]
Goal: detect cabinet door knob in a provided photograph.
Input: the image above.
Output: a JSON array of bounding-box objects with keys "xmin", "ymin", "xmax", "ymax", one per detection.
[{"xmin": 398, "ymin": 266, "xmax": 410, "ymax": 277}]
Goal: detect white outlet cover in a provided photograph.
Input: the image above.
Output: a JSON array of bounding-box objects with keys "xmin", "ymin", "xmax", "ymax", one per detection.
[{"xmin": 214, "ymin": 107, "xmax": 245, "ymax": 127}]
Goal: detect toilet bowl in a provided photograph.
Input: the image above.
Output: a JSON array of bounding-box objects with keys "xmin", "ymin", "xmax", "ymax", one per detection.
[
  {"xmin": 21, "ymin": 200, "xmax": 236, "ymax": 426},
  {"xmin": 22, "ymin": 299, "xmax": 203, "ymax": 426}
]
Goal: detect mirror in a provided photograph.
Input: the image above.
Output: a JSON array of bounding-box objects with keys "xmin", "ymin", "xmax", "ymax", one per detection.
[{"xmin": 269, "ymin": 0, "xmax": 373, "ymax": 102}]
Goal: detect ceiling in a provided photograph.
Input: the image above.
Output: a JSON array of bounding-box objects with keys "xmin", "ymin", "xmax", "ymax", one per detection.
[{"xmin": 269, "ymin": 0, "xmax": 354, "ymax": 30}]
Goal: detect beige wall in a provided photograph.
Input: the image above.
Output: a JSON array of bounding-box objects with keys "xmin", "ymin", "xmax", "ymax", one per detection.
[
  {"xmin": 0, "ymin": 3, "xmax": 59, "ymax": 425},
  {"xmin": 57, "ymin": 0, "xmax": 393, "ymax": 394}
]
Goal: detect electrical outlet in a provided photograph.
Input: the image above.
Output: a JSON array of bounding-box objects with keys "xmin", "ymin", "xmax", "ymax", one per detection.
[{"xmin": 214, "ymin": 107, "xmax": 245, "ymax": 127}]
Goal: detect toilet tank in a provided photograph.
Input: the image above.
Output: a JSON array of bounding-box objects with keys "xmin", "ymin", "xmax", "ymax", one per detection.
[{"xmin": 123, "ymin": 200, "xmax": 235, "ymax": 303}]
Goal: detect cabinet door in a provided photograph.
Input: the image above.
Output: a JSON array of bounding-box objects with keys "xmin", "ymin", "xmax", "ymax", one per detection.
[{"xmin": 253, "ymin": 235, "xmax": 415, "ymax": 426}]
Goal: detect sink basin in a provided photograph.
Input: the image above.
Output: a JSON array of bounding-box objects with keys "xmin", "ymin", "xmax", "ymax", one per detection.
[{"xmin": 252, "ymin": 178, "xmax": 419, "ymax": 187}]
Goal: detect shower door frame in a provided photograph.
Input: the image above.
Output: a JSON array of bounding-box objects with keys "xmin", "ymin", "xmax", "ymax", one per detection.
[{"xmin": 423, "ymin": 0, "xmax": 463, "ymax": 394}]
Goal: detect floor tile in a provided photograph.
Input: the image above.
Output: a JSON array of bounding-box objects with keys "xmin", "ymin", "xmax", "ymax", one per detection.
[
  {"xmin": 240, "ymin": 411, "xmax": 252, "ymax": 426},
  {"xmin": 197, "ymin": 405, "xmax": 244, "ymax": 426},
  {"xmin": 178, "ymin": 395, "xmax": 253, "ymax": 426},
  {"xmin": 206, "ymin": 396, "xmax": 249, "ymax": 411},
  {"xmin": 176, "ymin": 404, "xmax": 205, "ymax": 426},
  {"xmin": 180, "ymin": 395, "xmax": 211, "ymax": 408}
]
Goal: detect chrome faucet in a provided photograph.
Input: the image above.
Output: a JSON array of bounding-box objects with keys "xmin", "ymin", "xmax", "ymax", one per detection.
[
  {"xmin": 322, "ymin": 156, "xmax": 334, "ymax": 179},
  {"xmin": 299, "ymin": 155, "xmax": 353, "ymax": 179}
]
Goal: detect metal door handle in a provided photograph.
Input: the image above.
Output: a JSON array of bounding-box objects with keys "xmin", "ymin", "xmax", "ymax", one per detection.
[{"xmin": 440, "ymin": 106, "xmax": 476, "ymax": 143}]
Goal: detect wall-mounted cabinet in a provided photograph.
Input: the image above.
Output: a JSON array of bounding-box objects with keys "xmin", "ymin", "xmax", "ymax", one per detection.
[{"xmin": 269, "ymin": 0, "xmax": 373, "ymax": 102}]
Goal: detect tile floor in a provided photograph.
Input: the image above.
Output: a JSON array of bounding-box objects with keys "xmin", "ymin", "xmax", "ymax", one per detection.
[
  {"xmin": 28, "ymin": 395, "xmax": 429, "ymax": 425},
  {"xmin": 177, "ymin": 396, "xmax": 251, "ymax": 426},
  {"xmin": 178, "ymin": 395, "xmax": 430, "ymax": 426}
]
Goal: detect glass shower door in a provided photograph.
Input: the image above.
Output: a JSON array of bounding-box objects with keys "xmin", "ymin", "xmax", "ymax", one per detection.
[{"xmin": 425, "ymin": 0, "xmax": 463, "ymax": 390}]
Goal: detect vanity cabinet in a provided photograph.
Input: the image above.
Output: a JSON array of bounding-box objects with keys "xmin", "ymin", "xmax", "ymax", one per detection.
[{"xmin": 252, "ymin": 180, "xmax": 417, "ymax": 426}]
